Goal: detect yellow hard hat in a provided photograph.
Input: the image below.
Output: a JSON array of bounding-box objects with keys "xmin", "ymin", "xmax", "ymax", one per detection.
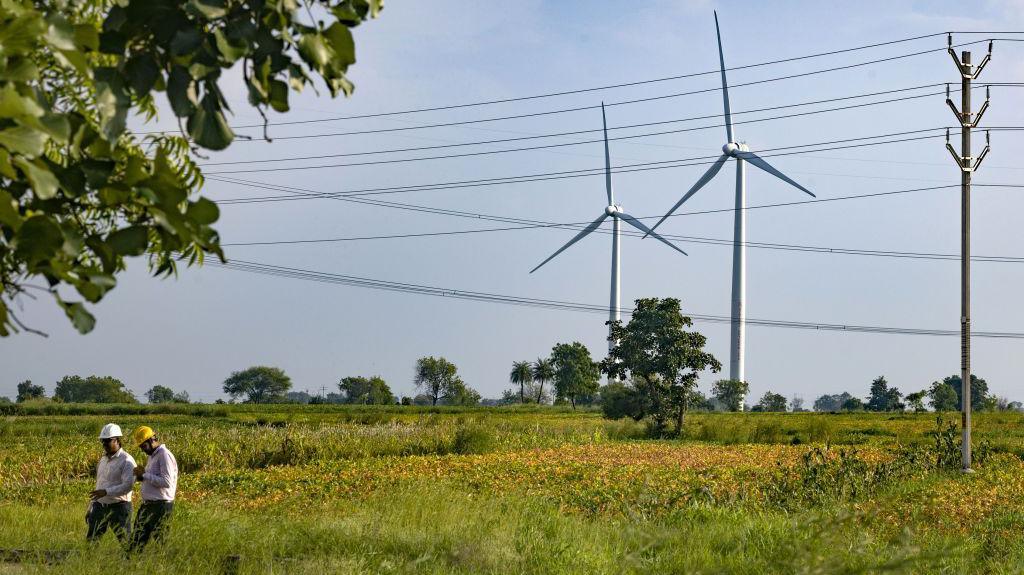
[{"xmin": 132, "ymin": 426, "xmax": 155, "ymax": 446}]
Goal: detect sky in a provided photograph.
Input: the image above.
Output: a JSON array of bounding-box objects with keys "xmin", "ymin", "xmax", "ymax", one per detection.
[{"xmin": 3, "ymin": 0, "xmax": 1024, "ymax": 404}]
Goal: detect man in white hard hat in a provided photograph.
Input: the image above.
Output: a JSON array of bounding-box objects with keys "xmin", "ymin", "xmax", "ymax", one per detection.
[{"xmin": 86, "ymin": 423, "xmax": 136, "ymax": 543}]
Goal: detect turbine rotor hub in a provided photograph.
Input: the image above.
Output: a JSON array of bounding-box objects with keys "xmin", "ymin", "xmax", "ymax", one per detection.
[
  {"xmin": 605, "ymin": 205, "xmax": 619, "ymax": 216},
  {"xmin": 723, "ymin": 142, "xmax": 740, "ymax": 156}
]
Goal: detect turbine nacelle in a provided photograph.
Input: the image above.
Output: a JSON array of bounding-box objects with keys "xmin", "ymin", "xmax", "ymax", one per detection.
[{"xmin": 722, "ymin": 142, "xmax": 747, "ymax": 156}]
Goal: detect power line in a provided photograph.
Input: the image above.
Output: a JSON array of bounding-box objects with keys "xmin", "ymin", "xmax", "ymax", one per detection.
[
  {"xmin": 201, "ymin": 84, "xmax": 969, "ymax": 166},
  {"xmin": 205, "ymin": 126, "xmax": 953, "ymax": 174},
  {"xmin": 224, "ymin": 33, "xmax": 1015, "ymax": 127},
  {"xmin": 217, "ymin": 188, "xmax": 1024, "ymax": 264},
  {"xmin": 209, "ymin": 259, "xmax": 1024, "ymax": 340},
  {"xmin": 217, "ymin": 39, "xmax": 998, "ymax": 145}
]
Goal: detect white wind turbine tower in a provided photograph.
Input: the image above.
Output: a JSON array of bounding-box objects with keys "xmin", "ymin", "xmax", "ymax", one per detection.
[
  {"xmin": 645, "ymin": 12, "xmax": 816, "ymax": 406},
  {"xmin": 531, "ymin": 103, "xmax": 687, "ymax": 354}
]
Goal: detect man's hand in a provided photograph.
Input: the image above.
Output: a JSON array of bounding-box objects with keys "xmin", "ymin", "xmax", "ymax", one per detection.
[
  {"xmin": 89, "ymin": 489, "xmax": 107, "ymax": 499},
  {"xmin": 134, "ymin": 466, "xmax": 145, "ymax": 480}
]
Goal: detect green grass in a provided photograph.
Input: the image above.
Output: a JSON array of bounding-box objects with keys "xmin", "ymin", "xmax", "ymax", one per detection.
[{"xmin": 3, "ymin": 407, "xmax": 1024, "ymax": 573}]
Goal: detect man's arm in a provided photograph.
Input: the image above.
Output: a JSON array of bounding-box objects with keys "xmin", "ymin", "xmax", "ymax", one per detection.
[
  {"xmin": 143, "ymin": 452, "xmax": 174, "ymax": 489},
  {"xmin": 104, "ymin": 458, "xmax": 135, "ymax": 498}
]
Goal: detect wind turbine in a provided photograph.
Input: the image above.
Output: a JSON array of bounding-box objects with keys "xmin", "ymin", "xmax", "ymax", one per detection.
[
  {"xmin": 645, "ymin": 12, "xmax": 815, "ymax": 404},
  {"xmin": 531, "ymin": 103, "xmax": 687, "ymax": 354}
]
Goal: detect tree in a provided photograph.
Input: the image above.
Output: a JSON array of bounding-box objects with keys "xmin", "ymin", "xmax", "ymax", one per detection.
[
  {"xmin": 0, "ymin": 1, "xmax": 381, "ymax": 336},
  {"xmin": 413, "ymin": 356, "xmax": 464, "ymax": 406},
  {"xmin": 813, "ymin": 392, "xmax": 853, "ymax": 412},
  {"xmin": 530, "ymin": 358, "xmax": 555, "ymax": 404},
  {"xmin": 338, "ymin": 376, "xmax": 393, "ymax": 405},
  {"xmin": 550, "ymin": 342, "xmax": 600, "ymax": 410},
  {"xmin": 752, "ymin": 391, "xmax": 788, "ymax": 412},
  {"xmin": 905, "ymin": 390, "xmax": 927, "ymax": 412},
  {"xmin": 445, "ymin": 380, "xmax": 481, "ymax": 406},
  {"xmin": 286, "ymin": 391, "xmax": 312, "ymax": 404},
  {"xmin": 939, "ymin": 374, "xmax": 990, "ymax": 411},
  {"xmin": 508, "ymin": 361, "xmax": 532, "ymax": 404},
  {"xmin": 866, "ymin": 376, "xmax": 904, "ymax": 412},
  {"xmin": 712, "ymin": 380, "xmax": 749, "ymax": 412},
  {"xmin": 144, "ymin": 385, "xmax": 187, "ymax": 403},
  {"xmin": 0, "ymin": 396, "xmax": 10, "ymax": 404},
  {"xmin": 840, "ymin": 397, "xmax": 865, "ymax": 412},
  {"xmin": 16, "ymin": 379, "xmax": 44, "ymax": 402},
  {"xmin": 928, "ymin": 381, "xmax": 959, "ymax": 412},
  {"xmin": 602, "ymin": 298, "xmax": 722, "ymax": 434},
  {"xmin": 222, "ymin": 366, "xmax": 291, "ymax": 404},
  {"xmin": 600, "ymin": 381, "xmax": 645, "ymax": 420},
  {"xmin": 54, "ymin": 375, "xmax": 136, "ymax": 403}
]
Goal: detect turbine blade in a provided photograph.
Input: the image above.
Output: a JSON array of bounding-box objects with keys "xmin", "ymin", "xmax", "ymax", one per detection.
[
  {"xmin": 529, "ymin": 213, "xmax": 610, "ymax": 274},
  {"xmin": 601, "ymin": 102, "xmax": 613, "ymax": 205},
  {"xmin": 644, "ymin": 153, "xmax": 729, "ymax": 238},
  {"xmin": 735, "ymin": 150, "xmax": 816, "ymax": 197},
  {"xmin": 714, "ymin": 11, "xmax": 734, "ymax": 143},
  {"xmin": 619, "ymin": 212, "xmax": 688, "ymax": 256}
]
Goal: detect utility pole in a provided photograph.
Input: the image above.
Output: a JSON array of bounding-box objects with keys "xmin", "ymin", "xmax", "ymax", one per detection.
[{"xmin": 945, "ymin": 35, "xmax": 991, "ymax": 473}]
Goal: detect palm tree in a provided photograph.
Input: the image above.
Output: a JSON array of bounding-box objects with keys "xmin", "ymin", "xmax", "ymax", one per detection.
[
  {"xmin": 531, "ymin": 358, "xmax": 555, "ymax": 404},
  {"xmin": 509, "ymin": 361, "xmax": 532, "ymax": 404}
]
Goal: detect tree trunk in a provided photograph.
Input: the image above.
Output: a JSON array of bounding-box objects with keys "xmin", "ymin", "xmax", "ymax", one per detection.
[
  {"xmin": 536, "ymin": 382, "xmax": 543, "ymax": 404},
  {"xmin": 675, "ymin": 396, "xmax": 688, "ymax": 437},
  {"xmin": 520, "ymin": 384, "xmax": 524, "ymax": 404},
  {"xmin": 570, "ymin": 397, "xmax": 576, "ymax": 410}
]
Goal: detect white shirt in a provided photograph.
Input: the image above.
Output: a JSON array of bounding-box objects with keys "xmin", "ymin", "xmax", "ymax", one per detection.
[
  {"xmin": 140, "ymin": 444, "xmax": 178, "ymax": 502},
  {"xmin": 94, "ymin": 448, "xmax": 136, "ymax": 504}
]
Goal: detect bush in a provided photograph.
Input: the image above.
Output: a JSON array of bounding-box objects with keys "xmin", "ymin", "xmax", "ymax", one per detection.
[{"xmin": 599, "ymin": 382, "xmax": 644, "ymax": 421}]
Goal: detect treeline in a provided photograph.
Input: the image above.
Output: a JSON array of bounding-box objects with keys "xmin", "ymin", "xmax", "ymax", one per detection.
[
  {"xmin": 810, "ymin": 375, "xmax": 1020, "ymax": 413},
  {"xmin": 5, "ymin": 376, "xmax": 189, "ymax": 405}
]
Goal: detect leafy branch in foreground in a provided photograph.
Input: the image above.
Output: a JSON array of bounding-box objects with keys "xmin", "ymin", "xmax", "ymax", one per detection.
[{"xmin": 0, "ymin": 0, "xmax": 381, "ymax": 335}]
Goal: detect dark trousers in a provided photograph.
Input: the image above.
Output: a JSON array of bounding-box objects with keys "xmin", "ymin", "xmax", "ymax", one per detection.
[
  {"xmin": 128, "ymin": 501, "xmax": 173, "ymax": 552},
  {"xmin": 86, "ymin": 501, "xmax": 132, "ymax": 542}
]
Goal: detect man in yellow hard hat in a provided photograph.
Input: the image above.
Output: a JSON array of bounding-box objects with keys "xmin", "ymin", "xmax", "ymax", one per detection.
[
  {"xmin": 128, "ymin": 426, "xmax": 178, "ymax": 552},
  {"xmin": 87, "ymin": 423, "xmax": 136, "ymax": 543}
]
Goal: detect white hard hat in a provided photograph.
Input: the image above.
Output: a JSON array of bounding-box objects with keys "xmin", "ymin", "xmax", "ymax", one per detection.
[{"xmin": 99, "ymin": 423, "xmax": 123, "ymax": 439}]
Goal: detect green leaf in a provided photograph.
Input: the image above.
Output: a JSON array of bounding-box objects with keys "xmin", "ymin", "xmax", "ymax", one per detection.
[
  {"xmin": 61, "ymin": 301, "xmax": 96, "ymax": 334},
  {"xmin": 0, "ymin": 14, "xmax": 46, "ymax": 54},
  {"xmin": 0, "ymin": 57, "xmax": 39, "ymax": 82},
  {"xmin": 331, "ymin": 4, "xmax": 362, "ymax": 25},
  {"xmin": 298, "ymin": 34, "xmax": 331, "ymax": 71},
  {"xmin": 0, "ymin": 85, "xmax": 44, "ymax": 120},
  {"xmin": 13, "ymin": 157, "xmax": 59, "ymax": 199},
  {"xmin": 214, "ymin": 28, "xmax": 248, "ymax": 64},
  {"xmin": 323, "ymin": 23, "xmax": 356, "ymax": 67},
  {"xmin": 0, "ymin": 126, "xmax": 48, "ymax": 157},
  {"xmin": 0, "ymin": 149, "xmax": 15, "ymax": 179},
  {"xmin": 39, "ymin": 114, "xmax": 70, "ymax": 143},
  {"xmin": 107, "ymin": 226, "xmax": 149, "ymax": 256},
  {"xmin": 0, "ymin": 189, "xmax": 22, "ymax": 230},
  {"xmin": 167, "ymin": 66, "xmax": 198, "ymax": 117},
  {"xmin": 170, "ymin": 28, "xmax": 203, "ymax": 56},
  {"xmin": 125, "ymin": 54, "xmax": 160, "ymax": 96},
  {"xmin": 14, "ymin": 215, "xmax": 63, "ymax": 265},
  {"xmin": 187, "ymin": 93, "xmax": 234, "ymax": 150},
  {"xmin": 93, "ymin": 67, "xmax": 129, "ymax": 141},
  {"xmin": 187, "ymin": 197, "xmax": 219, "ymax": 225},
  {"xmin": 268, "ymin": 79, "xmax": 289, "ymax": 112},
  {"xmin": 73, "ymin": 24, "xmax": 99, "ymax": 51},
  {"xmin": 188, "ymin": 0, "xmax": 228, "ymax": 19},
  {"xmin": 44, "ymin": 14, "xmax": 76, "ymax": 50}
]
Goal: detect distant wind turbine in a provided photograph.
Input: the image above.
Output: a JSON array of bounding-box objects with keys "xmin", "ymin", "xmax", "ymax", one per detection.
[
  {"xmin": 531, "ymin": 103, "xmax": 687, "ymax": 354},
  {"xmin": 645, "ymin": 11, "xmax": 815, "ymax": 403}
]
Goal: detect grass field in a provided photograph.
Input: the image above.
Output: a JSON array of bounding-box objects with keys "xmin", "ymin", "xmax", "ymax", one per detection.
[{"xmin": 2, "ymin": 407, "xmax": 1024, "ymax": 573}]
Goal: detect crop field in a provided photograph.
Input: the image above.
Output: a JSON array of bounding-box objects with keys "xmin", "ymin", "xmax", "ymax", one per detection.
[{"xmin": 2, "ymin": 407, "xmax": 1024, "ymax": 574}]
